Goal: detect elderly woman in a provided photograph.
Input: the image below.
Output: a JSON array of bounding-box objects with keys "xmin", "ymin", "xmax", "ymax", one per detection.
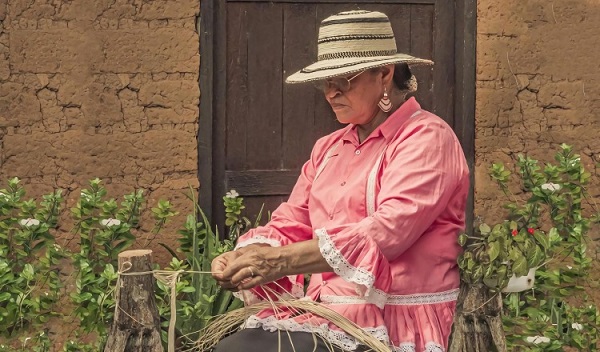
[{"xmin": 211, "ymin": 10, "xmax": 469, "ymax": 352}]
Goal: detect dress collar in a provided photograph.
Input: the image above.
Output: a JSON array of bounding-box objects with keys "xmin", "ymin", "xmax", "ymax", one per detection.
[{"xmin": 341, "ymin": 97, "xmax": 422, "ymax": 145}]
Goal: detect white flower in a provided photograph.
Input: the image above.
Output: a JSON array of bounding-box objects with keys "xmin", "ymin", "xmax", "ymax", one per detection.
[
  {"xmin": 100, "ymin": 218, "xmax": 121, "ymax": 227},
  {"xmin": 572, "ymin": 323, "xmax": 583, "ymax": 331},
  {"xmin": 53, "ymin": 243, "xmax": 62, "ymax": 251},
  {"xmin": 569, "ymin": 157, "xmax": 580, "ymax": 167},
  {"xmin": 226, "ymin": 190, "xmax": 239, "ymax": 198},
  {"xmin": 19, "ymin": 218, "xmax": 40, "ymax": 227},
  {"xmin": 525, "ymin": 336, "xmax": 551, "ymax": 344},
  {"xmin": 541, "ymin": 183, "xmax": 561, "ymax": 192},
  {"xmin": 566, "ymin": 265, "xmax": 573, "ymax": 270}
]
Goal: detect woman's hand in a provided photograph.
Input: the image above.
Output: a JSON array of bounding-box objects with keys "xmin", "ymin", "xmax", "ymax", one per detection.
[
  {"xmin": 211, "ymin": 243, "xmax": 275, "ymax": 291},
  {"xmin": 212, "ymin": 239, "xmax": 332, "ymax": 291},
  {"xmin": 220, "ymin": 246, "xmax": 288, "ymax": 290},
  {"xmin": 211, "ymin": 250, "xmax": 245, "ymax": 291}
]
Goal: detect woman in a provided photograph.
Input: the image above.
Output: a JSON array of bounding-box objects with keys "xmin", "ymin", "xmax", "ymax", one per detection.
[{"xmin": 211, "ymin": 10, "xmax": 469, "ymax": 352}]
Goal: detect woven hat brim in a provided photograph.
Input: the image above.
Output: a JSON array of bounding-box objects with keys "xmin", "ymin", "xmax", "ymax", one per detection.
[{"xmin": 285, "ymin": 54, "xmax": 433, "ymax": 84}]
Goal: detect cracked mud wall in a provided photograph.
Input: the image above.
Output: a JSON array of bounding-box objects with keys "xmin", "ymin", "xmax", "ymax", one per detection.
[
  {"xmin": 476, "ymin": 0, "xmax": 600, "ymax": 308},
  {"xmin": 0, "ymin": 0, "xmax": 200, "ymax": 263},
  {"xmin": 475, "ymin": 0, "xmax": 600, "ymax": 224}
]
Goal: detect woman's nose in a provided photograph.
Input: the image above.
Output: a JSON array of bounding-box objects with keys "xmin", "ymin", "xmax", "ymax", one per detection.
[{"xmin": 324, "ymin": 85, "xmax": 342, "ymax": 98}]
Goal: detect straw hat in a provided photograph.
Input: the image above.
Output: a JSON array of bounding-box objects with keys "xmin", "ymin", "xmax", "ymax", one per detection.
[{"xmin": 286, "ymin": 10, "xmax": 433, "ymax": 84}]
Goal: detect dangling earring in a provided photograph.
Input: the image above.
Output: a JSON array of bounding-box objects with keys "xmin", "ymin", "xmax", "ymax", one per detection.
[{"xmin": 378, "ymin": 87, "xmax": 392, "ymax": 112}]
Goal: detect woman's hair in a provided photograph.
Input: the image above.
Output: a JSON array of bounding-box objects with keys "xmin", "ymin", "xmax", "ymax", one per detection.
[
  {"xmin": 392, "ymin": 63, "xmax": 413, "ymax": 91},
  {"xmin": 369, "ymin": 63, "xmax": 415, "ymax": 92}
]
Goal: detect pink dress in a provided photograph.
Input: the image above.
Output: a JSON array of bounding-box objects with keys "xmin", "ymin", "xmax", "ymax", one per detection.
[{"xmin": 234, "ymin": 97, "xmax": 470, "ymax": 352}]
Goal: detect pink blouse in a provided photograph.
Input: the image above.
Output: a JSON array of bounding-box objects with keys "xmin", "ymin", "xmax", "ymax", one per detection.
[{"xmin": 235, "ymin": 97, "xmax": 470, "ymax": 352}]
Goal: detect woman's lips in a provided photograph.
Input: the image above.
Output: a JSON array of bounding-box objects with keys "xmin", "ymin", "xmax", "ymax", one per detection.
[{"xmin": 330, "ymin": 103, "xmax": 346, "ymax": 110}]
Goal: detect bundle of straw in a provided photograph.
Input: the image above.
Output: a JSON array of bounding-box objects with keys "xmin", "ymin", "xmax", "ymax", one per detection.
[{"xmin": 193, "ymin": 298, "xmax": 391, "ymax": 352}]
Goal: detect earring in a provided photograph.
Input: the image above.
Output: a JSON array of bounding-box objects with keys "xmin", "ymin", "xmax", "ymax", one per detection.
[{"xmin": 378, "ymin": 87, "xmax": 392, "ymax": 112}]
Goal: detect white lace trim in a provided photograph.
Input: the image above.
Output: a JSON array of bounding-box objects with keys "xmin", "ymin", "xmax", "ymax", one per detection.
[
  {"xmin": 320, "ymin": 295, "xmax": 368, "ymax": 305},
  {"xmin": 243, "ymin": 315, "xmax": 445, "ymax": 352},
  {"xmin": 290, "ymin": 279, "xmax": 305, "ymax": 298},
  {"xmin": 365, "ymin": 109, "xmax": 423, "ymax": 217},
  {"xmin": 321, "ymin": 288, "xmax": 459, "ymax": 306},
  {"xmin": 366, "ymin": 148, "xmax": 387, "ymax": 216},
  {"xmin": 386, "ymin": 288, "xmax": 459, "ymax": 305},
  {"xmin": 394, "ymin": 343, "xmax": 416, "ymax": 352},
  {"xmin": 424, "ymin": 342, "xmax": 444, "ymax": 352},
  {"xmin": 233, "ymin": 289, "xmax": 262, "ymax": 305},
  {"xmin": 243, "ymin": 314, "xmax": 390, "ymax": 351},
  {"xmin": 235, "ymin": 235, "xmax": 282, "ymax": 250},
  {"xmin": 316, "ymin": 228, "xmax": 374, "ymax": 287},
  {"xmin": 316, "ymin": 228, "xmax": 387, "ymax": 309},
  {"xmin": 393, "ymin": 342, "xmax": 444, "ymax": 352}
]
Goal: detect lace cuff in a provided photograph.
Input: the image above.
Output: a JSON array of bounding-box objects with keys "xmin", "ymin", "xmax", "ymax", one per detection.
[
  {"xmin": 235, "ymin": 235, "xmax": 282, "ymax": 250},
  {"xmin": 316, "ymin": 228, "xmax": 390, "ymax": 309}
]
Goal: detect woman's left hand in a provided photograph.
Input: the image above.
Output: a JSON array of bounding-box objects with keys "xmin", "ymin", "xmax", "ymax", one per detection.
[{"xmin": 220, "ymin": 246, "xmax": 288, "ymax": 290}]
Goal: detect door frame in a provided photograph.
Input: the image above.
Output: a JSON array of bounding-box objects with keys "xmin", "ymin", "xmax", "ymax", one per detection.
[{"xmin": 198, "ymin": 0, "xmax": 476, "ymax": 230}]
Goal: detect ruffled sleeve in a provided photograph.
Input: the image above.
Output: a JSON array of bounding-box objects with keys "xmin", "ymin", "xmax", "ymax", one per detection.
[{"xmin": 315, "ymin": 119, "xmax": 468, "ymax": 307}]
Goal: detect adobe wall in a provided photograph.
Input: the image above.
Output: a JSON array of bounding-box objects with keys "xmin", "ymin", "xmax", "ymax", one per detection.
[
  {"xmin": 475, "ymin": 0, "xmax": 600, "ymax": 224},
  {"xmin": 0, "ymin": 0, "xmax": 200, "ymax": 263}
]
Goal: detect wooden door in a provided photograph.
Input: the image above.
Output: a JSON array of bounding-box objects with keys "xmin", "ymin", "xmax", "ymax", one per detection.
[{"xmin": 199, "ymin": 0, "xmax": 476, "ymax": 230}]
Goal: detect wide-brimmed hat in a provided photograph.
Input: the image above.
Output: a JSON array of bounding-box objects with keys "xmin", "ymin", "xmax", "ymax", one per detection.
[{"xmin": 286, "ymin": 10, "xmax": 433, "ymax": 84}]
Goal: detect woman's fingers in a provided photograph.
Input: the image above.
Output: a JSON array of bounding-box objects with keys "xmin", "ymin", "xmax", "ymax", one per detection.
[
  {"xmin": 237, "ymin": 274, "xmax": 264, "ymax": 290},
  {"xmin": 230, "ymin": 266, "xmax": 259, "ymax": 286},
  {"xmin": 213, "ymin": 245, "xmax": 282, "ymax": 290},
  {"xmin": 211, "ymin": 251, "xmax": 241, "ymax": 280}
]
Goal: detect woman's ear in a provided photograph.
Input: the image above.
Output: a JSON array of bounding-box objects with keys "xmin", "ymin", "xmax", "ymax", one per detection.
[{"xmin": 379, "ymin": 64, "xmax": 395, "ymax": 87}]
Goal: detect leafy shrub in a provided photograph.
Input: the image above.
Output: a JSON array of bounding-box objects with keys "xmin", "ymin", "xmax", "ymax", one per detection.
[{"xmin": 459, "ymin": 144, "xmax": 600, "ymax": 351}]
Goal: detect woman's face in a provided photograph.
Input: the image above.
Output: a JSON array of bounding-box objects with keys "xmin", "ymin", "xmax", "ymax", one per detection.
[{"xmin": 322, "ymin": 69, "xmax": 386, "ymax": 125}]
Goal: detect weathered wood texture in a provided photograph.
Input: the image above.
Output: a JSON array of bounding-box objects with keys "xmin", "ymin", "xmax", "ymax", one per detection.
[
  {"xmin": 449, "ymin": 282, "xmax": 506, "ymax": 352},
  {"xmin": 103, "ymin": 250, "xmax": 163, "ymax": 352}
]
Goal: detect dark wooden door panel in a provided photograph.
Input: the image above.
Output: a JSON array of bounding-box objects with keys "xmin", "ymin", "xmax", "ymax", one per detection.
[
  {"xmin": 226, "ymin": 3, "xmax": 284, "ymax": 171},
  {"xmin": 200, "ymin": 0, "xmax": 473, "ymax": 229}
]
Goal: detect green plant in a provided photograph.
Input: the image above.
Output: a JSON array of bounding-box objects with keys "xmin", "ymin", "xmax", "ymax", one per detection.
[
  {"xmin": 0, "ymin": 179, "xmax": 266, "ymax": 351},
  {"xmin": 459, "ymin": 144, "xmax": 600, "ymax": 351},
  {"xmin": 0, "ymin": 178, "xmax": 64, "ymax": 337},
  {"xmin": 69, "ymin": 179, "xmax": 144, "ymax": 339},
  {"xmin": 155, "ymin": 188, "xmax": 261, "ymax": 349}
]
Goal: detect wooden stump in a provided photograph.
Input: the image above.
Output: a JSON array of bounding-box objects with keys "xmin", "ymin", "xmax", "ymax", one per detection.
[
  {"xmin": 104, "ymin": 250, "xmax": 164, "ymax": 352},
  {"xmin": 448, "ymin": 282, "xmax": 506, "ymax": 352}
]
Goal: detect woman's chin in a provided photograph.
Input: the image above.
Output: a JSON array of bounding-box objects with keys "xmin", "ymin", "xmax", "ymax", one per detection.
[{"xmin": 333, "ymin": 111, "xmax": 354, "ymax": 124}]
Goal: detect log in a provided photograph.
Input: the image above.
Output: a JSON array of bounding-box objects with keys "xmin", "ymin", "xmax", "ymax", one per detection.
[
  {"xmin": 448, "ymin": 282, "xmax": 506, "ymax": 352},
  {"xmin": 104, "ymin": 250, "xmax": 164, "ymax": 352}
]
